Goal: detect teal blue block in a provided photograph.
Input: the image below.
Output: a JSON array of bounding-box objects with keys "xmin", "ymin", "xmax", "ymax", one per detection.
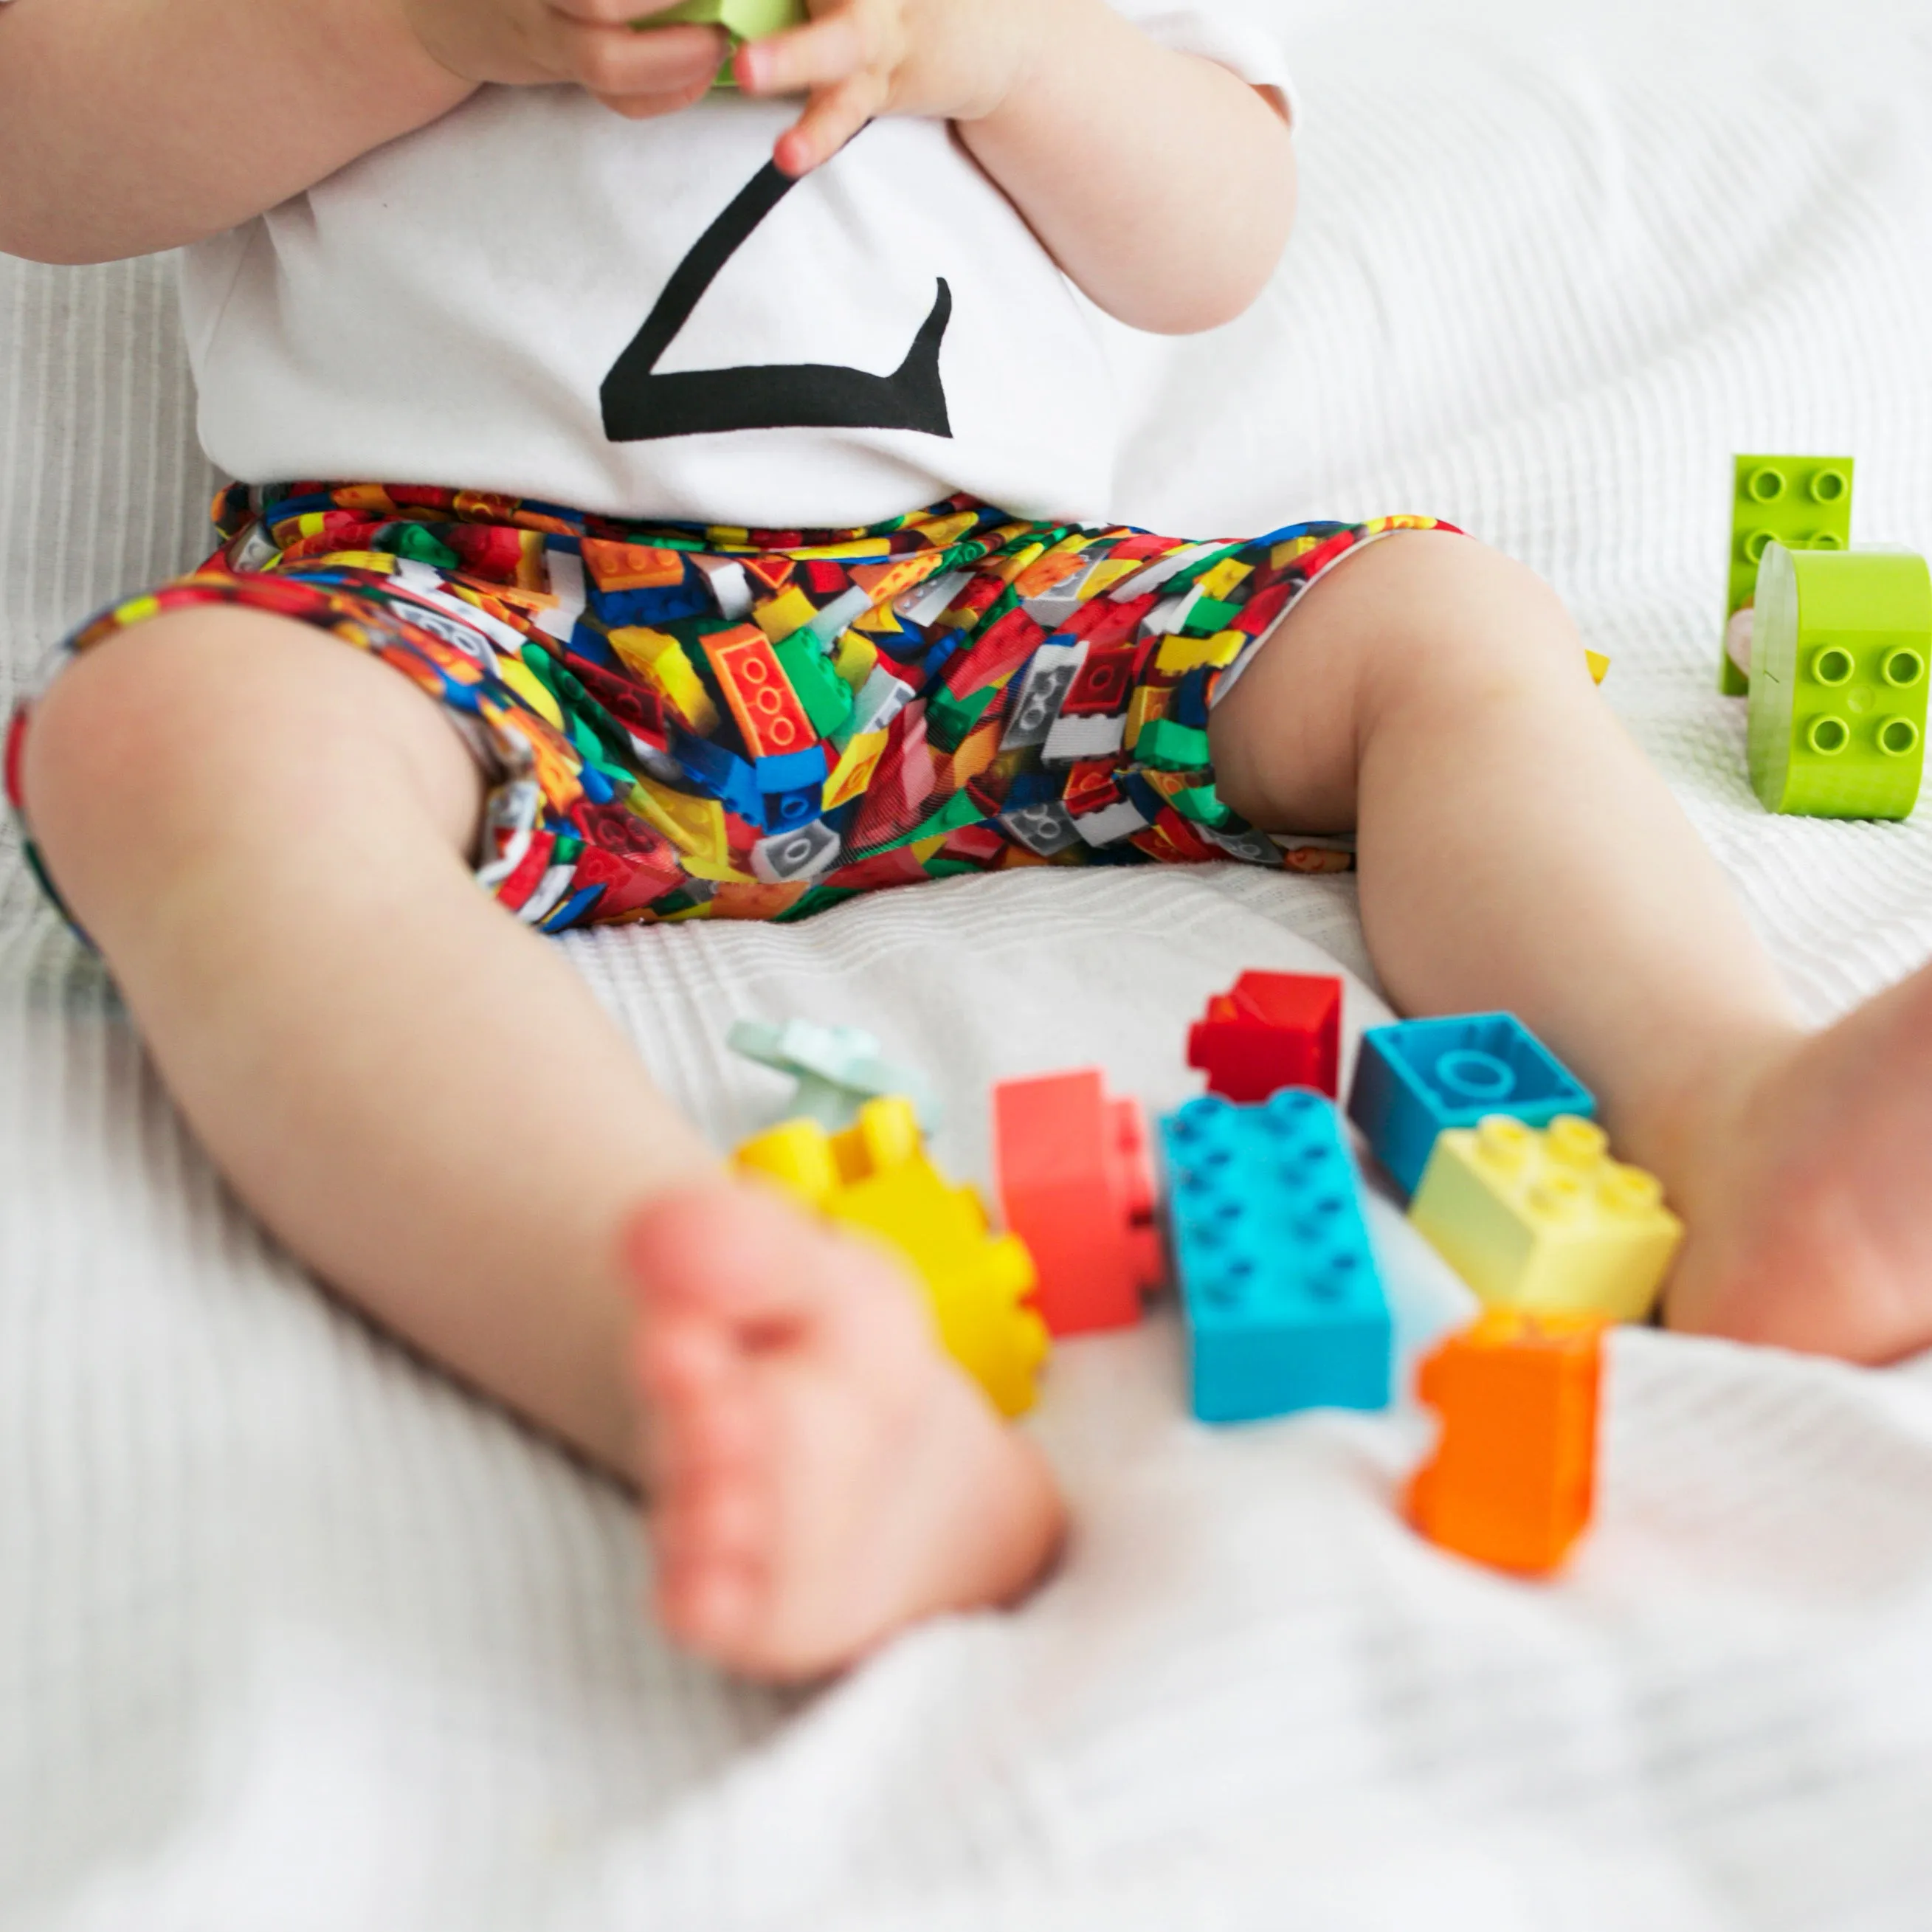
[
  {"xmin": 1161, "ymin": 1091, "xmax": 1390, "ymax": 1425},
  {"xmin": 1347, "ymin": 1013, "xmax": 1595, "ymax": 1199}
]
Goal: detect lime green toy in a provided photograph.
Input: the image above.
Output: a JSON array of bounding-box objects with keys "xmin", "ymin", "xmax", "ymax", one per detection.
[
  {"xmin": 1747, "ymin": 542, "xmax": 1932, "ymax": 820},
  {"xmin": 636, "ymin": 0, "xmax": 807, "ymax": 87},
  {"xmin": 1722, "ymin": 455, "xmax": 1855, "ymax": 695}
]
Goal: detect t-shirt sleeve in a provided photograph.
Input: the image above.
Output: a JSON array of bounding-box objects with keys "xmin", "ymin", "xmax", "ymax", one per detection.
[{"xmin": 1112, "ymin": 4, "xmax": 1300, "ymax": 123}]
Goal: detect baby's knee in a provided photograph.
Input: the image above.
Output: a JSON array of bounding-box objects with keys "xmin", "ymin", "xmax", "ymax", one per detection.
[
  {"xmin": 23, "ymin": 610, "xmax": 284, "ymax": 843},
  {"xmin": 1347, "ymin": 533, "xmax": 1588, "ymax": 712}
]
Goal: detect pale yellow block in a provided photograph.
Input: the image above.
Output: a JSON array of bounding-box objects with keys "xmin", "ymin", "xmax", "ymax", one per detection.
[
  {"xmin": 1409, "ymin": 1115, "xmax": 1683, "ymax": 1322},
  {"xmin": 754, "ymin": 584, "xmax": 818, "ymax": 644},
  {"xmin": 1196, "ymin": 555, "xmax": 1254, "ymax": 601},
  {"xmin": 1153, "ymin": 628, "xmax": 1246, "ymax": 675},
  {"xmin": 494, "ymin": 654, "xmax": 566, "ymax": 732}
]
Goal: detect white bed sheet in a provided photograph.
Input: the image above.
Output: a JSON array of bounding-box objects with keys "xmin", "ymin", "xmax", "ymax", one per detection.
[{"xmin": 7, "ymin": 0, "xmax": 1932, "ymax": 1924}]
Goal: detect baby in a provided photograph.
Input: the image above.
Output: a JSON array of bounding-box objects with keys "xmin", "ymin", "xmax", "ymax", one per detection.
[{"xmin": 6, "ymin": 0, "xmax": 1931, "ymax": 1686}]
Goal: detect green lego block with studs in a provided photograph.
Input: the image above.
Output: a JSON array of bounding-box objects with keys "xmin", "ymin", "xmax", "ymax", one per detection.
[
  {"xmin": 632, "ymin": 0, "xmax": 805, "ymax": 86},
  {"xmin": 1722, "ymin": 455, "xmax": 1855, "ymax": 695},
  {"xmin": 1747, "ymin": 542, "xmax": 1932, "ymax": 820}
]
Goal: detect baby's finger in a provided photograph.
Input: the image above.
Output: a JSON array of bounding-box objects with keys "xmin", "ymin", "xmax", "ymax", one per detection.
[
  {"xmin": 736, "ymin": 1, "xmax": 904, "ymax": 100},
  {"xmin": 550, "ymin": 16, "xmax": 728, "ymax": 100},
  {"xmin": 551, "ymin": 0, "xmax": 714, "ymax": 22},
  {"xmin": 591, "ymin": 81, "xmax": 719, "ymax": 120},
  {"xmin": 773, "ymin": 69, "xmax": 889, "ymax": 176}
]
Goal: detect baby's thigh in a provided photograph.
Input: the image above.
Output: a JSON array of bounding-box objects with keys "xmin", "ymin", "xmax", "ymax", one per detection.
[{"xmin": 18, "ymin": 603, "xmax": 483, "ymax": 918}]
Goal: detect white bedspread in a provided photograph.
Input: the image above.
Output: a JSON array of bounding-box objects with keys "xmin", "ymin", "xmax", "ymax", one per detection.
[{"xmin": 7, "ymin": 0, "xmax": 1932, "ymax": 1923}]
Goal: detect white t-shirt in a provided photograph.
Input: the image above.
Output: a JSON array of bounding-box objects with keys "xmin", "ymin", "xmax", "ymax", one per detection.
[{"xmin": 179, "ymin": 4, "xmax": 1291, "ymax": 531}]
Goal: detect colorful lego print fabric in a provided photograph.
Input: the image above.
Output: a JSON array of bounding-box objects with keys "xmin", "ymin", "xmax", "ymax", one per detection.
[{"xmin": 7, "ymin": 487, "xmax": 1456, "ymax": 931}]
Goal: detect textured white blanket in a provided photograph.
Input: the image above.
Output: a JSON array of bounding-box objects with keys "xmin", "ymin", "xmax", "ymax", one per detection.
[{"xmin": 7, "ymin": 0, "xmax": 1932, "ymax": 1924}]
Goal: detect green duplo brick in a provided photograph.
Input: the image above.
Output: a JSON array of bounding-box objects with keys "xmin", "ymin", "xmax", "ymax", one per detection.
[
  {"xmin": 1748, "ymin": 542, "xmax": 1931, "ymax": 820},
  {"xmin": 635, "ymin": 0, "xmax": 804, "ymax": 85},
  {"xmin": 1722, "ymin": 455, "xmax": 1855, "ymax": 695},
  {"xmin": 1136, "ymin": 719, "xmax": 1212, "ymax": 773},
  {"xmin": 773, "ymin": 633, "xmax": 855, "ymax": 738}
]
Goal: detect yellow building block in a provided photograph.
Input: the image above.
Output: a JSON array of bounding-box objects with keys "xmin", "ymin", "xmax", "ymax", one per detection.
[
  {"xmin": 736, "ymin": 1098, "xmax": 1050, "ymax": 1418},
  {"xmin": 1153, "ymin": 628, "xmax": 1246, "ymax": 676},
  {"xmin": 608, "ymin": 626, "xmax": 720, "ymax": 735},
  {"xmin": 1195, "ymin": 554, "xmax": 1255, "ymax": 601},
  {"xmin": 753, "ymin": 584, "xmax": 818, "ymax": 645},
  {"xmin": 628, "ymin": 780, "xmax": 729, "ymax": 866},
  {"xmin": 1408, "ymin": 1114, "xmax": 1683, "ymax": 1322}
]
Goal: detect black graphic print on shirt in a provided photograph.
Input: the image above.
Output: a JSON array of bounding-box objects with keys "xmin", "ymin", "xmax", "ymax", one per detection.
[{"xmin": 601, "ymin": 148, "xmax": 954, "ymax": 445}]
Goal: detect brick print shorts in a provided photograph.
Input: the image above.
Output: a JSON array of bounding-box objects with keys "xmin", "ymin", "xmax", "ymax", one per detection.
[{"xmin": 5, "ymin": 486, "xmax": 1457, "ymax": 930}]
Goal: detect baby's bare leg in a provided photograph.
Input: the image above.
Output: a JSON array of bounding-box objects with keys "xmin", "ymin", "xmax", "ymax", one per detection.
[
  {"xmin": 21, "ymin": 607, "xmax": 1062, "ymax": 1677},
  {"xmin": 24, "ymin": 607, "xmax": 712, "ymax": 1470},
  {"xmin": 1210, "ymin": 531, "xmax": 1932, "ymax": 1362}
]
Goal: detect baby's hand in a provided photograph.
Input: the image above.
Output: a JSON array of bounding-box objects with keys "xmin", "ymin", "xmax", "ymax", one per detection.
[
  {"xmin": 399, "ymin": 0, "xmax": 731, "ymax": 120},
  {"xmin": 734, "ymin": 0, "xmax": 1038, "ymax": 176}
]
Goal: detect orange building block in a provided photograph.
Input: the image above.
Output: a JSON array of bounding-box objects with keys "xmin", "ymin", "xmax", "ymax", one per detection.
[
  {"xmin": 1186, "ymin": 971, "xmax": 1342, "ymax": 1103},
  {"xmin": 1407, "ymin": 1308, "xmax": 1605, "ymax": 1576},
  {"xmin": 992, "ymin": 1069, "xmax": 1163, "ymax": 1335}
]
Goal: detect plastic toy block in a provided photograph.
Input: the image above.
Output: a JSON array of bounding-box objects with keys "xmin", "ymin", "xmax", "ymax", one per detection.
[
  {"xmin": 735, "ymin": 1097, "xmax": 1049, "ymax": 1417},
  {"xmin": 1746, "ymin": 542, "xmax": 1931, "ymax": 820},
  {"xmin": 1407, "ymin": 1308, "xmax": 1604, "ymax": 1576},
  {"xmin": 638, "ymin": 0, "xmax": 804, "ymax": 85},
  {"xmin": 1186, "ymin": 971, "xmax": 1342, "ymax": 1103},
  {"xmin": 991, "ymin": 1069, "xmax": 1164, "ymax": 1337},
  {"xmin": 1160, "ymin": 1090, "xmax": 1390, "ymax": 1424},
  {"xmin": 1408, "ymin": 1115, "xmax": 1683, "ymax": 1323},
  {"xmin": 1722, "ymin": 455, "xmax": 1855, "ymax": 694},
  {"xmin": 728, "ymin": 1017, "xmax": 940, "ymax": 1133},
  {"xmin": 1347, "ymin": 1012, "xmax": 1595, "ymax": 1200}
]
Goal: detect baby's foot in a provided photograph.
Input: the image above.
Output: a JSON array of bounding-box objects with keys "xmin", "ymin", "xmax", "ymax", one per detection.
[
  {"xmin": 625, "ymin": 1177, "xmax": 1066, "ymax": 1682},
  {"xmin": 1666, "ymin": 962, "xmax": 1932, "ymax": 1362}
]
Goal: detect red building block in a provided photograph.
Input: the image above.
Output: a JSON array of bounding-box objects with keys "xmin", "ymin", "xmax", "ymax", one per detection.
[
  {"xmin": 992, "ymin": 1069, "xmax": 1163, "ymax": 1336},
  {"xmin": 1407, "ymin": 1309, "xmax": 1604, "ymax": 1576},
  {"xmin": 1186, "ymin": 971, "xmax": 1342, "ymax": 1102}
]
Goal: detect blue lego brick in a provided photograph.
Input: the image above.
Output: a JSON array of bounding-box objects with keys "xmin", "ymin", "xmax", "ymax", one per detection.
[
  {"xmin": 674, "ymin": 729, "xmax": 765, "ymax": 824},
  {"xmin": 755, "ymin": 745, "xmax": 830, "ymax": 793},
  {"xmin": 1160, "ymin": 1090, "xmax": 1391, "ymax": 1424},
  {"xmin": 585, "ymin": 566, "xmax": 711, "ymax": 629},
  {"xmin": 761, "ymin": 785, "xmax": 822, "ymax": 832},
  {"xmin": 1347, "ymin": 1012, "xmax": 1595, "ymax": 1199}
]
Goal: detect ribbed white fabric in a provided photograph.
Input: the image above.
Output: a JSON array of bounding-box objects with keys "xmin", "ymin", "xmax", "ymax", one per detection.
[{"xmin": 6, "ymin": 0, "xmax": 1932, "ymax": 1925}]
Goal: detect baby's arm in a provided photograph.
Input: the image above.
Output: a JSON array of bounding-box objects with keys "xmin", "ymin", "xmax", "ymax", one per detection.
[
  {"xmin": 739, "ymin": 0, "xmax": 1296, "ymax": 334},
  {"xmin": 0, "ymin": 0, "xmax": 731, "ymax": 266}
]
